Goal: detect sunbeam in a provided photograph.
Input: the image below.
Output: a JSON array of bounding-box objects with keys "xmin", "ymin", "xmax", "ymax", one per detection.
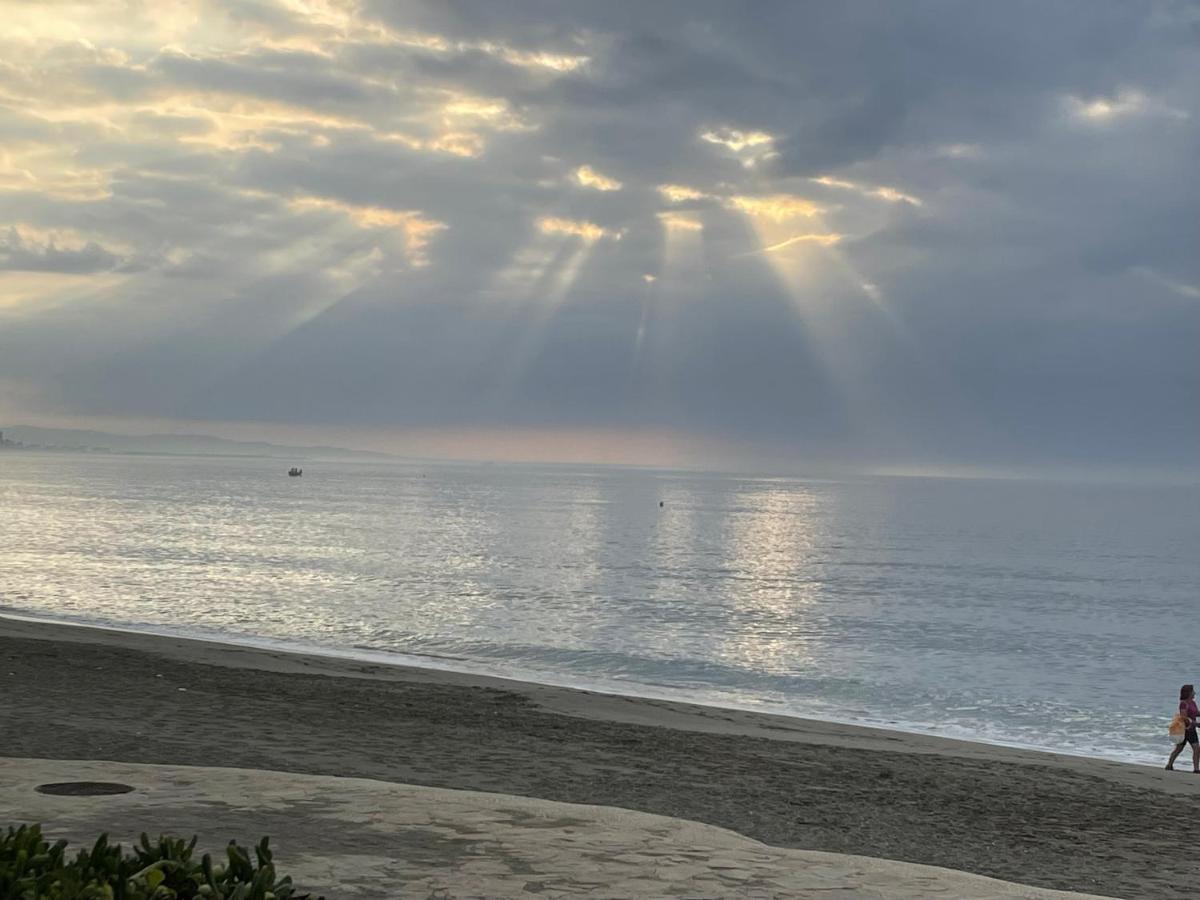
[
  {"xmin": 628, "ymin": 211, "xmax": 707, "ymax": 413},
  {"xmin": 480, "ymin": 220, "xmax": 617, "ymax": 412},
  {"xmin": 722, "ymin": 199, "xmax": 914, "ymax": 445}
]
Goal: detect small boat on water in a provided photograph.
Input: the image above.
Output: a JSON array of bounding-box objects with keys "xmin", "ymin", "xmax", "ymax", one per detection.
[{"xmin": 288, "ymin": 467, "xmax": 303, "ymax": 477}]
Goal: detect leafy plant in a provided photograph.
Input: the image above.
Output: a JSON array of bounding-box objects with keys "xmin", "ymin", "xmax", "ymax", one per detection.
[{"xmin": 0, "ymin": 825, "xmax": 324, "ymax": 899}]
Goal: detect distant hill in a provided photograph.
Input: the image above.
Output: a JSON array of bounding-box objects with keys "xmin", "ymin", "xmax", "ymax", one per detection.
[{"xmin": 0, "ymin": 425, "xmax": 394, "ymax": 461}]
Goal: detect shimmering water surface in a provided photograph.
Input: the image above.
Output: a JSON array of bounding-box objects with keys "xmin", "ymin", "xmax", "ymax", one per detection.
[{"xmin": 2, "ymin": 451, "xmax": 1197, "ymax": 764}]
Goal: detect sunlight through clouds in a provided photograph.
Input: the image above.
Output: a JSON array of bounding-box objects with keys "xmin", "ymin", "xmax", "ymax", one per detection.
[
  {"xmin": 0, "ymin": 270, "xmax": 129, "ymax": 312},
  {"xmin": 491, "ymin": 243, "xmax": 562, "ymax": 294},
  {"xmin": 287, "ymin": 197, "xmax": 446, "ymax": 266},
  {"xmin": 0, "ymin": 150, "xmax": 110, "ymax": 201},
  {"xmin": 388, "ymin": 31, "xmax": 589, "ymax": 74},
  {"xmin": 752, "ymin": 233, "xmax": 843, "ymax": 254},
  {"xmin": 811, "ymin": 176, "xmax": 923, "ymax": 207},
  {"xmin": 0, "ymin": 225, "xmax": 130, "ymax": 272},
  {"xmin": 700, "ymin": 127, "xmax": 777, "ymax": 165},
  {"xmin": 537, "ymin": 217, "xmax": 621, "ymax": 242},
  {"xmin": 635, "ymin": 201, "xmax": 708, "ymax": 412},
  {"xmin": 573, "ymin": 165, "xmax": 622, "ymax": 191},
  {"xmin": 492, "ymin": 214, "xmax": 616, "ymax": 304},
  {"xmin": 656, "ymin": 212, "xmax": 703, "ymax": 232},
  {"xmin": 440, "ymin": 95, "xmax": 533, "ymax": 132},
  {"xmin": 725, "ymin": 194, "xmax": 824, "ymax": 222},
  {"xmin": 1069, "ymin": 91, "xmax": 1141, "ymax": 122},
  {"xmin": 480, "ymin": 220, "xmax": 616, "ymax": 418},
  {"xmin": 700, "ymin": 129, "xmax": 774, "ymax": 151},
  {"xmin": 1132, "ymin": 267, "xmax": 1200, "ymax": 300},
  {"xmin": 0, "ymin": 0, "xmax": 1195, "ymax": 470},
  {"xmin": 1065, "ymin": 89, "xmax": 1188, "ymax": 124},
  {"xmin": 657, "ymin": 184, "xmax": 708, "ymax": 203}
]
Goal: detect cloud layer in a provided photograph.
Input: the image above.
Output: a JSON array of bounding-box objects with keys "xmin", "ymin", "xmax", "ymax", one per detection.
[{"xmin": 1, "ymin": 0, "xmax": 1197, "ymax": 469}]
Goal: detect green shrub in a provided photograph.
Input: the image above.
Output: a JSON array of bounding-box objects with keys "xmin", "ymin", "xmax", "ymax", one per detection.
[{"xmin": 0, "ymin": 825, "xmax": 324, "ymax": 899}]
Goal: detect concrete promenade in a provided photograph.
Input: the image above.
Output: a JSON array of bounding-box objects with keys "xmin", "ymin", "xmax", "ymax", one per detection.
[{"xmin": 0, "ymin": 757, "xmax": 1113, "ymax": 899}]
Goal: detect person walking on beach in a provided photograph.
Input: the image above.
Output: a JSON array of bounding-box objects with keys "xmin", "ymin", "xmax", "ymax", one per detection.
[{"xmin": 1166, "ymin": 684, "xmax": 1200, "ymax": 772}]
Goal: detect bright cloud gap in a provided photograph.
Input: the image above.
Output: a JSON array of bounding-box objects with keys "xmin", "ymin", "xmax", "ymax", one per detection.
[
  {"xmin": 537, "ymin": 216, "xmax": 620, "ymax": 241},
  {"xmin": 574, "ymin": 165, "xmax": 622, "ymax": 191}
]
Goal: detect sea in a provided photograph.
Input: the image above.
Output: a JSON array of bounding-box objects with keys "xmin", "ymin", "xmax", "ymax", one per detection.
[{"xmin": 2, "ymin": 450, "xmax": 1197, "ymax": 766}]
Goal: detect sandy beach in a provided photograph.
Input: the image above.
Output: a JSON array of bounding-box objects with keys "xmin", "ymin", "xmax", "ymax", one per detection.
[{"xmin": 1, "ymin": 616, "xmax": 1193, "ymax": 898}]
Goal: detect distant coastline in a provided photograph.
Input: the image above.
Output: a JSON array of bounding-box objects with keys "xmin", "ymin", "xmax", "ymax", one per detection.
[{"xmin": 0, "ymin": 425, "xmax": 393, "ymax": 462}]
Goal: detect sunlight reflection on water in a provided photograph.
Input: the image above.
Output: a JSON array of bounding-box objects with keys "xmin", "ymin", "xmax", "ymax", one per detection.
[{"xmin": 2, "ymin": 451, "xmax": 1197, "ymax": 765}]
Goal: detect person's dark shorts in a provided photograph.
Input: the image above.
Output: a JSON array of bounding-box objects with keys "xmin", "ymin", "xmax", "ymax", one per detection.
[{"xmin": 1180, "ymin": 728, "xmax": 1198, "ymax": 747}]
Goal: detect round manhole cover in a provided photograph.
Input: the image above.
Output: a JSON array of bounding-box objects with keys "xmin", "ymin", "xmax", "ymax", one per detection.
[{"xmin": 36, "ymin": 782, "xmax": 134, "ymax": 796}]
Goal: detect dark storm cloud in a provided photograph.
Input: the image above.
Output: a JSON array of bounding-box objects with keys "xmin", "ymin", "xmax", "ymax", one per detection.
[{"xmin": 1, "ymin": 0, "xmax": 1197, "ymax": 470}]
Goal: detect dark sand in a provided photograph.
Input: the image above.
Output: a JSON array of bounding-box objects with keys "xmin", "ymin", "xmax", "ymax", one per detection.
[{"xmin": 1, "ymin": 616, "xmax": 1192, "ymax": 899}]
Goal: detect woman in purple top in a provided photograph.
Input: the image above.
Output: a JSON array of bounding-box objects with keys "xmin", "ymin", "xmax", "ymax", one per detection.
[{"xmin": 1167, "ymin": 684, "xmax": 1200, "ymax": 772}]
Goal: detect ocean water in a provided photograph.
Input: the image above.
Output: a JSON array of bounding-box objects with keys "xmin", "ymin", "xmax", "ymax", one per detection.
[{"xmin": 2, "ymin": 451, "xmax": 1197, "ymax": 765}]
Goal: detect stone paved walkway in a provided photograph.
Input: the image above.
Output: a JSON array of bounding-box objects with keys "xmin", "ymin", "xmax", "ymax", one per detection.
[{"xmin": 0, "ymin": 758, "xmax": 1113, "ymax": 899}]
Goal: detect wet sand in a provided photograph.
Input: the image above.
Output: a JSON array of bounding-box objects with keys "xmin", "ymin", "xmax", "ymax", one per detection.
[{"xmin": 0, "ymin": 616, "xmax": 1191, "ymax": 898}]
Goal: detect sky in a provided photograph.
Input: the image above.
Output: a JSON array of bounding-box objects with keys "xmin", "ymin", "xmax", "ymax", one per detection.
[{"xmin": 0, "ymin": 0, "xmax": 1197, "ymax": 473}]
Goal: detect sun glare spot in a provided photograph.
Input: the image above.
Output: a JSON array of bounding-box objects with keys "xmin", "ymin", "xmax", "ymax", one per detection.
[{"xmin": 574, "ymin": 165, "xmax": 622, "ymax": 191}]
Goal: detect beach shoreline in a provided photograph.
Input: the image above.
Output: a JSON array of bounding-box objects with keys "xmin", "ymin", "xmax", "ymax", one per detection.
[
  {"xmin": 2, "ymin": 614, "xmax": 1196, "ymax": 898},
  {"xmin": 0, "ymin": 610, "xmax": 1160, "ymax": 769}
]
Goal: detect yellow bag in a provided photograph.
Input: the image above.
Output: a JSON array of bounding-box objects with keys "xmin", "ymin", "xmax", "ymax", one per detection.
[{"xmin": 1170, "ymin": 712, "xmax": 1187, "ymax": 740}]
